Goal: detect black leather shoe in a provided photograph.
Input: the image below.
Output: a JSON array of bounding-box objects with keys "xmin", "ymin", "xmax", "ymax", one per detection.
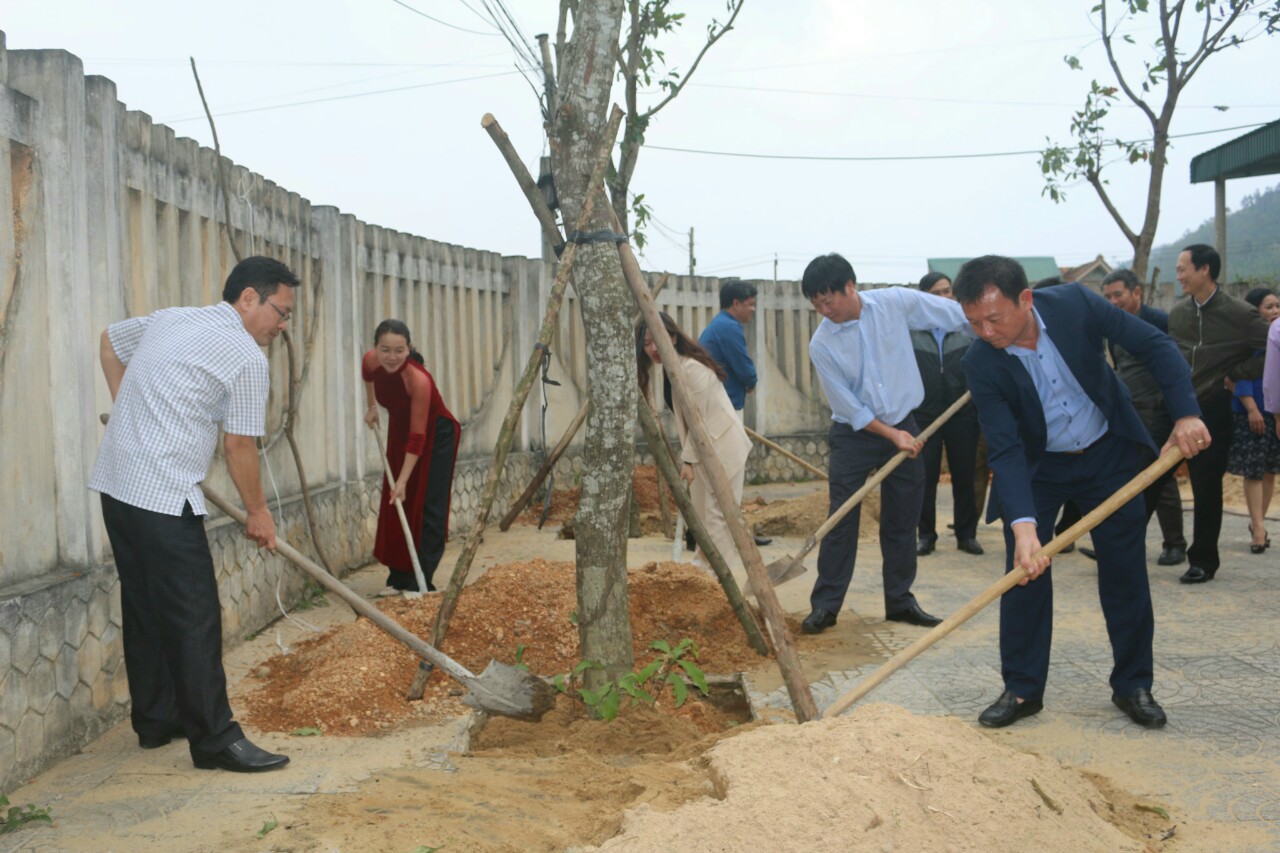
[
  {"xmin": 1112, "ymin": 687, "xmax": 1167, "ymax": 728},
  {"xmin": 916, "ymin": 535, "xmax": 937, "ymax": 556},
  {"xmin": 1156, "ymin": 545, "xmax": 1185, "ymax": 566},
  {"xmin": 957, "ymin": 539, "xmax": 984, "ymax": 556},
  {"xmin": 685, "ymin": 529, "xmax": 696, "ymax": 552},
  {"xmin": 801, "ymin": 608, "xmax": 838, "ymax": 634},
  {"xmin": 1179, "ymin": 564, "xmax": 1216, "ymax": 584},
  {"xmin": 138, "ymin": 726, "xmax": 186, "ymax": 750},
  {"xmin": 885, "ymin": 603, "xmax": 943, "ymax": 628},
  {"xmin": 754, "ymin": 534, "xmax": 773, "ymax": 547},
  {"xmin": 978, "ymin": 689, "xmax": 1043, "ymax": 728},
  {"xmin": 192, "ymin": 738, "xmax": 290, "ymax": 773},
  {"xmin": 1078, "ymin": 546, "xmax": 1097, "ymax": 560},
  {"xmin": 1059, "ymin": 542, "xmax": 1075, "ymax": 553}
]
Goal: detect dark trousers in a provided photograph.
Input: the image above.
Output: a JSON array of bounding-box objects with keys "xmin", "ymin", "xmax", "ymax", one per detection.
[
  {"xmin": 100, "ymin": 493, "xmax": 242, "ymax": 755},
  {"xmin": 1186, "ymin": 396, "xmax": 1234, "ymax": 572},
  {"xmin": 1135, "ymin": 403, "xmax": 1186, "ymax": 550},
  {"xmin": 812, "ymin": 418, "xmax": 924, "ymax": 615},
  {"xmin": 918, "ymin": 411, "xmax": 980, "ymax": 542},
  {"xmin": 416, "ymin": 419, "xmax": 457, "ymax": 590},
  {"xmin": 998, "ymin": 433, "xmax": 1154, "ymax": 701}
]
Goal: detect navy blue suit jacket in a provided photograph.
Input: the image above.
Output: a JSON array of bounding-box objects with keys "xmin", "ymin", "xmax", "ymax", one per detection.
[{"xmin": 961, "ymin": 284, "xmax": 1199, "ymax": 524}]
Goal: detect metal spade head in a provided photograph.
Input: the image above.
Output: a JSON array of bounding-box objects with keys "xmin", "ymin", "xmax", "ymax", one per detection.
[{"xmin": 461, "ymin": 660, "xmax": 558, "ymax": 721}]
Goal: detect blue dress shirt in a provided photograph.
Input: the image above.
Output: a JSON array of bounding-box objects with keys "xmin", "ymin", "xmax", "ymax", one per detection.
[{"xmin": 699, "ymin": 310, "xmax": 757, "ymax": 410}]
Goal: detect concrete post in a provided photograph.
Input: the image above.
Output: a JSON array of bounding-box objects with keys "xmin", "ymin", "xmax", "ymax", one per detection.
[
  {"xmin": 9, "ymin": 49, "xmax": 97, "ymax": 568},
  {"xmin": 1214, "ymin": 177, "xmax": 1227, "ymax": 282}
]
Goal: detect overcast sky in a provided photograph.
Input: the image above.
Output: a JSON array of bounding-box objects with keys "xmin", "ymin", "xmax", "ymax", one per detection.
[{"xmin": 6, "ymin": 1, "xmax": 1278, "ymax": 283}]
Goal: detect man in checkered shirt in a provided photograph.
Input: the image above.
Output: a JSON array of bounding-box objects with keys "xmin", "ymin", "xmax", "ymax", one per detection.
[{"xmin": 90, "ymin": 256, "xmax": 299, "ymax": 773}]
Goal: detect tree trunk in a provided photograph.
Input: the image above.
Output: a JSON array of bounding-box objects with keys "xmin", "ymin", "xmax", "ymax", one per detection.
[{"xmin": 550, "ymin": 0, "xmax": 635, "ymax": 685}]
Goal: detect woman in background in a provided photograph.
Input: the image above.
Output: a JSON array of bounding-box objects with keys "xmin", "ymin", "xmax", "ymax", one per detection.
[
  {"xmin": 637, "ymin": 312, "xmax": 753, "ymax": 570},
  {"xmin": 1226, "ymin": 288, "xmax": 1280, "ymax": 553},
  {"xmin": 363, "ymin": 319, "xmax": 460, "ymax": 592}
]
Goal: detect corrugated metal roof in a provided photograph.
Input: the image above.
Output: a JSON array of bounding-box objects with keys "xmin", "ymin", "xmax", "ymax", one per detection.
[
  {"xmin": 1190, "ymin": 118, "xmax": 1280, "ymax": 183},
  {"xmin": 927, "ymin": 257, "xmax": 1061, "ymax": 282}
]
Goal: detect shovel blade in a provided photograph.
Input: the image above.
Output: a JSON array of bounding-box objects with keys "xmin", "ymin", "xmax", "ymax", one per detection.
[
  {"xmin": 745, "ymin": 555, "xmax": 807, "ymax": 596},
  {"xmin": 461, "ymin": 660, "xmax": 558, "ymax": 720}
]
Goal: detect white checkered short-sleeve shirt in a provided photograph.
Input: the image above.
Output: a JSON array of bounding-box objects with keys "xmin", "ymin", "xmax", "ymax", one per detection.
[{"xmin": 89, "ymin": 302, "xmax": 271, "ymax": 516}]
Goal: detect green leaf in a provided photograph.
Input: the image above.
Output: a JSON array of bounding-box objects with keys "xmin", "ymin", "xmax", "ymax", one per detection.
[
  {"xmin": 1064, "ymin": 54, "xmax": 1082, "ymax": 70},
  {"xmin": 650, "ymin": 638, "xmax": 672, "ymax": 655},
  {"xmin": 290, "ymin": 727, "xmax": 322, "ymax": 737},
  {"xmin": 579, "ymin": 686, "xmax": 603, "ymax": 707},
  {"xmin": 635, "ymin": 660, "xmax": 663, "ymax": 682},
  {"xmin": 568, "ymin": 610, "xmax": 579, "ymax": 626},
  {"xmin": 1135, "ymin": 803, "xmax": 1170, "ymax": 820},
  {"xmin": 668, "ymin": 672, "xmax": 689, "ymax": 707},
  {"xmin": 553, "ymin": 673, "xmax": 567, "ymax": 693},
  {"xmin": 573, "ymin": 660, "xmax": 601, "ymax": 676},
  {"xmin": 677, "ymin": 659, "xmax": 709, "ymax": 693},
  {"xmin": 411, "ymin": 846, "xmax": 443, "ymax": 853},
  {"xmin": 598, "ymin": 683, "xmax": 621, "ymax": 721},
  {"xmin": 256, "ymin": 819, "xmax": 278, "ymax": 839}
]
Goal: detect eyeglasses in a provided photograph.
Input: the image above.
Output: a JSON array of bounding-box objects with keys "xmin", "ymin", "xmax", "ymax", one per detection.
[{"xmin": 264, "ymin": 298, "xmax": 292, "ymax": 323}]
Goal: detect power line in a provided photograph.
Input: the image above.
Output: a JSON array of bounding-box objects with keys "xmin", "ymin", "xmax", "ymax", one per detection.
[
  {"xmin": 647, "ymin": 122, "xmax": 1272, "ymax": 163},
  {"xmin": 160, "ymin": 69, "xmax": 521, "ymax": 123},
  {"xmin": 389, "ymin": 0, "xmax": 500, "ymax": 36}
]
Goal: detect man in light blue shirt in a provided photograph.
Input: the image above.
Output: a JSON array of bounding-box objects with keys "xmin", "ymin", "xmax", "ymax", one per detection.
[{"xmin": 800, "ymin": 253, "xmax": 973, "ymax": 634}]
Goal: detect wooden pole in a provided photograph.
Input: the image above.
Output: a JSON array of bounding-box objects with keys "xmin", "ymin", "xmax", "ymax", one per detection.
[
  {"xmin": 482, "ymin": 114, "xmax": 565, "ymax": 256},
  {"xmin": 498, "ymin": 273, "xmax": 670, "ymax": 530},
  {"xmin": 744, "ymin": 426, "xmax": 827, "ymax": 481},
  {"xmin": 822, "ymin": 448, "xmax": 1185, "ymax": 718},
  {"xmin": 618, "ymin": 215, "xmax": 819, "ymax": 722},
  {"xmin": 637, "ymin": 397, "xmax": 769, "ymax": 656},
  {"xmin": 405, "ymin": 106, "xmax": 624, "ymax": 701}
]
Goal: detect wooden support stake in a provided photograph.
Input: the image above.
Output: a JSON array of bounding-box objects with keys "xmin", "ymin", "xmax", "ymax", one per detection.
[
  {"xmin": 637, "ymin": 397, "xmax": 769, "ymax": 656},
  {"xmin": 405, "ymin": 106, "xmax": 624, "ymax": 701},
  {"xmin": 744, "ymin": 426, "xmax": 827, "ymax": 481},
  {"xmin": 617, "ymin": 213, "xmax": 819, "ymax": 722},
  {"xmin": 482, "ymin": 114, "xmax": 565, "ymax": 256}
]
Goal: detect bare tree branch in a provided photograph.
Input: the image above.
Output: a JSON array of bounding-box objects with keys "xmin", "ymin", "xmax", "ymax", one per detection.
[
  {"xmin": 190, "ymin": 58, "xmax": 241, "ymax": 263},
  {"xmin": 639, "ymin": 0, "xmax": 745, "ymax": 121},
  {"xmin": 1100, "ymin": 2, "xmax": 1159, "ymax": 126}
]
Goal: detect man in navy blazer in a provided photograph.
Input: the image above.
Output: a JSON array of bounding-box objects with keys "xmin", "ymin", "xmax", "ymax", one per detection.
[{"xmin": 952, "ymin": 256, "xmax": 1210, "ymax": 730}]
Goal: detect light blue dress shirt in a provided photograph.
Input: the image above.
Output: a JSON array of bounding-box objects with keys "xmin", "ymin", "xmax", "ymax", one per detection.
[
  {"xmin": 809, "ymin": 287, "xmax": 973, "ymax": 430},
  {"xmin": 1005, "ymin": 308, "xmax": 1109, "ymax": 454}
]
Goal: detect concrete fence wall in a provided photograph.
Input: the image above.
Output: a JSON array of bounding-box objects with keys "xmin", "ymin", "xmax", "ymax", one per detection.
[{"xmin": 0, "ymin": 36, "xmax": 836, "ymax": 792}]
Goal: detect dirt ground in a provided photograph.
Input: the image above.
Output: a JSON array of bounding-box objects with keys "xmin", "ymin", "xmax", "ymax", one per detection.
[{"xmin": 2, "ymin": 476, "xmax": 1271, "ymax": 853}]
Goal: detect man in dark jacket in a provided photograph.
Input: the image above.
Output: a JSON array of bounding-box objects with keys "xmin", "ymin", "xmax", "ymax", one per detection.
[
  {"xmin": 1101, "ymin": 269, "xmax": 1187, "ymax": 567},
  {"xmin": 1168, "ymin": 244, "xmax": 1272, "ymax": 583},
  {"xmin": 911, "ymin": 272, "xmax": 982, "ymax": 556}
]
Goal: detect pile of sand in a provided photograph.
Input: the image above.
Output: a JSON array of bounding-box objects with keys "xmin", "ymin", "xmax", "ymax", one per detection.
[{"xmin": 591, "ymin": 704, "xmax": 1150, "ymax": 853}]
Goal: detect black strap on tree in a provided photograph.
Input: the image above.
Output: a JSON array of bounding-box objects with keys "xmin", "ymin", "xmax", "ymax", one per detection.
[
  {"xmin": 534, "ymin": 342, "xmax": 561, "ymax": 529},
  {"xmin": 567, "ymin": 229, "xmax": 627, "ymax": 245}
]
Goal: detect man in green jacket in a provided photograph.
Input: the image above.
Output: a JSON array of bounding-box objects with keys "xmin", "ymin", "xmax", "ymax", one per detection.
[{"xmin": 1168, "ymin": 244, "xmax": 1271, "ymax": 584}]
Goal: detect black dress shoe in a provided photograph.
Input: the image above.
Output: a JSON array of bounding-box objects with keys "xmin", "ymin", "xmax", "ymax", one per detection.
[
  {"xmin": 1078, "ymin": 546, "xmax": 1097, "ymax": 560},
  {"xmin": 978, "ymin": 689, "xmax": 1044, "ymax": 728},
  {"xmin": 1059, "ymin": 542, "xmax": 1075, "ymax": 553},
  {"xmin": 957, "ymin": 539, "xmax": 984, "ymax": 556},
  {"xmin": 801, "ymin": 608, "xmax": 838, "ymax": 634},
  {"xmin": 916, "ymin": 535, "xmax": 937, "ymax": 556},
  {"xmin": 1179, "ymin": 564, "xmax": 1216, "ymax": 584},
  {"xmin": 754, "ymin": 534, "xmax": 773, "ymax": 547},
  {"xmin": 1156, "ymin": 545, "xmax": 1185, "ymax": 566},
  {"xmin": 192, "ymin": 737, "xmax": 290, "ymax": 773},
  {"xmin": 138, "ymin": 726, "xmax": 186, "ymax": 750},
  {"xmin": 884, "ymin": 603, "xmax": 943, "ymax": 628},
  {"xmin": 1112, "ymin": 687, "xmax": 1167, "ymax": 728}
]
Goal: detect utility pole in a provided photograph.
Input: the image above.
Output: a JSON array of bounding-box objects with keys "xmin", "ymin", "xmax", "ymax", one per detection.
[
  {"xmin": 688, "ymin": 226, "xmax": 695, "ymax": 275},
  {"xmin": 773, "ymin": 253, "xmax": 778, "ymax": 286}
]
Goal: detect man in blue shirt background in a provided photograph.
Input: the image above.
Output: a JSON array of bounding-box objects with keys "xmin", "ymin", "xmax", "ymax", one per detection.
[{"xmin": 699, "ymin": 280, "xmax": 759, "ymax": 414}]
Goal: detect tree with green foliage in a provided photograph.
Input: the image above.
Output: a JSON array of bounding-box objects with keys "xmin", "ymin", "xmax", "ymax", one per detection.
[{"xmin": 1039, "ymin": 0, "xmax": 1280, "ymax": 280}]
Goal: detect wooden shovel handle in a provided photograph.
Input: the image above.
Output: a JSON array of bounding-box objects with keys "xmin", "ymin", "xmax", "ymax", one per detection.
[
  {"xmin": 822, "ymin": 446, "xmax": 1184, "ymax": 718},
  {"xmin": 744, "ymin": 427, "xmax": 827, "ymax": 480},
  {"xmin": 370, "ymin": 421, "xmax": 429, "ymax": 594}
]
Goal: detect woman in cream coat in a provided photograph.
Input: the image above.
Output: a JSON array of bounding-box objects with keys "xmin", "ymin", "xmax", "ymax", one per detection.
[{"xmin": 638, "ymin": 312, "xmax": 754, "ymax": 569}]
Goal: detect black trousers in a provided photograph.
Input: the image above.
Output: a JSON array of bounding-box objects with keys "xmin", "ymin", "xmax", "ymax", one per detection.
[
  {"xmin": 918, "ymin": 411, "xmax": 980, "ymax": 542},
  {"xmin": 100, "ymin": 493, "xmax": 242, "ymax": 756},
  {"xmin": 389, "ymin": 419, "xmax": 458, "ymax": 592},
  {"xmin": 812, "ymin": 418, "xmax": 924, "ymax": 615},
  {"xmin": 999, "ymin": 433, "xmax": 1154, "ymax": 701},
  {"xmin": 1186, "ymin": 396, "xmax": 1234, "ymax": 572}
]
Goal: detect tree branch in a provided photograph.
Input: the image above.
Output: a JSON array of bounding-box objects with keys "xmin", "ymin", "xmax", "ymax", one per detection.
[
  {"xmin": 639, "ymin": 0, "xmax": 745, "ymax": 121},
  {"xmin": 1087, "ymin": 167, "xmax": 1139, "ymax": 248},
  {"xmin": 1100, "ymin": 2, "xmax": 1159, "ymax": 126},
  {"xmin": 190, "ymin": 58, "xmax": 241, "ymax": 263}
]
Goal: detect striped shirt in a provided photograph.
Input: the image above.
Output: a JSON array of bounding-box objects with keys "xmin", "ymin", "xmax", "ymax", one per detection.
[
  {"xmin": 809, "ymin": 287, "xmax": 972, "ymax": 430},
  {"xmin": 89, "ymin": 302, "xmax": 270, "ymax": 516}
]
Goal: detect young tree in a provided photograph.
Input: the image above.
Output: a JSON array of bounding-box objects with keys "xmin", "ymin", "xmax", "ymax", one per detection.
[
  {"xmin": 1039, "ymin": 0, "xmax": 1280, "ymax": 280},
  {"xmin": 535, "ymin": 1, "xmax": 744, "ymax": 688}
]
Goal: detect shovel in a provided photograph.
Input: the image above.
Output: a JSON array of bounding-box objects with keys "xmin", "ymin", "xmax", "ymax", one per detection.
[
  {"xmin": 199, "ymin": 483, "xmax": 556, "ymax": 720},
  {"xmin": 369, "ymin": 420, "xmax": 428, "ymax": 597},
  {"xmin": 766, "ymin": 392, "xmax": 973, "ymax": 586},
  {"xmin": 822, "ymin": 447, "xmax": 1185, "ymax": 718}
]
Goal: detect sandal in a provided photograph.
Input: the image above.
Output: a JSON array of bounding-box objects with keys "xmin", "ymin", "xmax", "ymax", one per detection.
[{"xmin": 1248, "ymin": 525, "xmax": 1270, "ymax": 553}]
